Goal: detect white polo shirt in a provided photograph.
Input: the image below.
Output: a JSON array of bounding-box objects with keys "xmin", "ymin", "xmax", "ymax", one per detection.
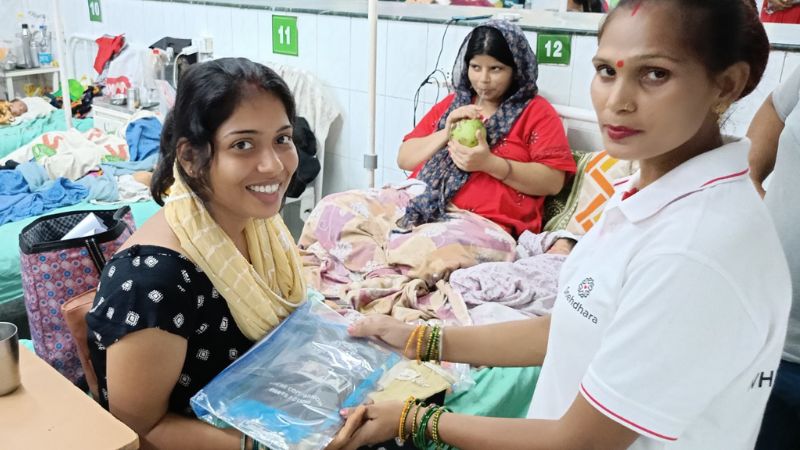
[{"xmin": 527, "ymin": 138, "xmax": 791, "ymax": 449}]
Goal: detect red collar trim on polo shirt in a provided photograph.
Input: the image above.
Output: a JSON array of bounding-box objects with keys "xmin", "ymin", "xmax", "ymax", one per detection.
[
  {"xmin": 700, "ymin": 168, "xmax": 750, "ymax": 187},
  {"xmin": 613, "ymin": 139, "xmax": 752, "ymax": 223},
  {"xmin": 621, "ymin": 187, "xmax": 639, "ymax": 201}
]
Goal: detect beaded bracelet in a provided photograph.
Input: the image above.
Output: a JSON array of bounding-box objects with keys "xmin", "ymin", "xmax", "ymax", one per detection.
[
  {"xmin": 396, "ymin": 396, "xmax": 416, "ymax": 446},
  {"xmin": 430, "ymin": 325, "xmax": 441, "ymax": 361},
  {"xmin": 424, "ymin": 325, "xmax": 438, "ymax": 362},
  {"xmin": 431, "ymin": 407, "xmax": 452, "ymax": 450}
]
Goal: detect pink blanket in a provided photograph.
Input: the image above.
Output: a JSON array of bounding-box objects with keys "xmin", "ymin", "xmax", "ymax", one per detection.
[{"xmin": 298, "ymin": 182, "xmax": 516, "ymax": 325}]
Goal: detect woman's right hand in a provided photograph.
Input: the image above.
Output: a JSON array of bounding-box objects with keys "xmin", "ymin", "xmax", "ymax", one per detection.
[
  {"xmin": 768, "ymin": 0, "xmax": 795, "ymax": 10},
  {"xmin": 445, "ymin": 105, "xmax": 483, "ymax": 132},
  {"xmin": 348, "ymin": 315, "xmax": 417, "ymax": 358}
]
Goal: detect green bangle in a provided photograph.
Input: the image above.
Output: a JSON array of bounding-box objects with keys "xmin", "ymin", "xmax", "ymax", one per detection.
[
  {"xmin": 240, "ymin": 433, "xmax": 247, "ymax": 450},
  {"xmin": 423, "ymin": 325, "xmax": 435, "ymax": 362},
  {"xmin": 427, "ymin": 326, "xmax": 441, "ymax": 362},
  {"xmin": 415, "ymin": 405, "xmax": 439, "ymax": 449},
  {"xmin": 431, "ymin": 326, "xmax": 441, "ymax": 361}
]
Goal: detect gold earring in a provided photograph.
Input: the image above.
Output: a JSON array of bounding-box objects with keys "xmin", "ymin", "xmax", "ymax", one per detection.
[{"xmin": 714, "ymin": 103, "xmax": 728, "ymax": 125}]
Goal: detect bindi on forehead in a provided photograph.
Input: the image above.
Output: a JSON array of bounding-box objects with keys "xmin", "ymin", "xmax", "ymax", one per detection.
[
  {"xmin": 616, "ymin": 60, "xmax": 624, "ymax": 68},
  {"xmin": 631, "ymin": 1, "xmax": 643, "ymax": 16}
]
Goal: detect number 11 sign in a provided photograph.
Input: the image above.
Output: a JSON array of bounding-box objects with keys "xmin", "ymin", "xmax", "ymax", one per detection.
[
  {"xmin": 272, "ymin": 15, "xmax": 298, "ymax": 56},
  {"xmin": 536, "ymin": 34, "xmax": 571, "ymax": 66}
]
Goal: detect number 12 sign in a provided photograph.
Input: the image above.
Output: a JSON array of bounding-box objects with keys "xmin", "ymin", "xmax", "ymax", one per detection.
[
  {"xmin": 272, "ymin": 15, "xmax": 298, "ymax": 56},
  {"xmin": 536, "ymin": 34, "xmax": 571, "ymax": 66}
]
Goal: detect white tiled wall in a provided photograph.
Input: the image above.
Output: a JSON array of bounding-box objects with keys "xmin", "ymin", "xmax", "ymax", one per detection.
[{"xmin": 54, "ymin": 0, "xmax": 800, "ymax": 197}]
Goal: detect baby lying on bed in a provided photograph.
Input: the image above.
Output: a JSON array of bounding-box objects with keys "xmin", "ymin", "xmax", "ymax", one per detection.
[
  {"xmin": 450, "ymin": 230, "xmax": 578, "ymax": 317},
  {"xmin": 0, "ymin": 99, "xmax": 28, "ymax": 125}
]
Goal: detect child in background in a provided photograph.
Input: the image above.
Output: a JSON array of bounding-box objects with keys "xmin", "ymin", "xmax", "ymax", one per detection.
[{"xmin": 0, "ymin": 99, "xmax": 28, "ymax": 124}]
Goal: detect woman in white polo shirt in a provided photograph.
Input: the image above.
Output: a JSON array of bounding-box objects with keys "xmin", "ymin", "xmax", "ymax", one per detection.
[{"xmin": 327, "ymin": 1, "xmax": 792, "ymax": 449}]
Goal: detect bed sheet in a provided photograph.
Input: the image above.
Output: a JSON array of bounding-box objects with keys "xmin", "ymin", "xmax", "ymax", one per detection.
[
  {"xmin": 0, "ymin": 199, "xmax": 161, "ymax": 306},
  {"xmin": 0, "ymin": 111, "xmax": 93, "ymax": 159}
]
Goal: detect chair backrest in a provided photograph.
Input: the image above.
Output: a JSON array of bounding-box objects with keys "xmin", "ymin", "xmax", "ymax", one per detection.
[{"xmin": 61, "ymin": 289, "xmax": 100, "ymax": 400}]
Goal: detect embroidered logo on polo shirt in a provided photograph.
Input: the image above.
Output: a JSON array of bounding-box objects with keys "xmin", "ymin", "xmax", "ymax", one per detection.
[
  {"xmin": 578, "ymin": 278, "xmax": 595, "ymax": 298},
  {"xmin": 564, "ymin": 286, "xmax": 598, "ymax": 324}
]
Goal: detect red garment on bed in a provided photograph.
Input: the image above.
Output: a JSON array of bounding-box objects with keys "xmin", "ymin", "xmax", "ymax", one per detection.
[
  {"xmin": 94, "ymin": 35, "xmax": 125, "ymax": 74},
  {"xmin": 404, "ymin": 93, "xmax": 575, "ymax": 237}
]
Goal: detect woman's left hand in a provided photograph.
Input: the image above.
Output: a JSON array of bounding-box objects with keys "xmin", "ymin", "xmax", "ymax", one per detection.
[
  {"xmin": 448, "ymin": 128, "xmax": 491, "ymax": 173},
  {"xmin": 325, "ymin": 401, "xmax": 406, "ymax": 450}
]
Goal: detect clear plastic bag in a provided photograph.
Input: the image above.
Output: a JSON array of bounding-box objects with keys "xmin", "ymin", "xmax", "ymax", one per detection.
[{"xmin": 191, "ymin": 299, "xmax": 401, "ymax": 450}]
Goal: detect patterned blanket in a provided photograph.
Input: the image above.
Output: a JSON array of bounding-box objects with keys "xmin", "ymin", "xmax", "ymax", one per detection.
[{"xmin": 298, "ymin": 181, "xmax": 516, "ymax": 325}]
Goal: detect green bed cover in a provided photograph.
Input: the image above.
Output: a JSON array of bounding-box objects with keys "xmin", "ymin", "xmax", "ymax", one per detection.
[{"xmin": 0, "ymin": 111, "xmax": 94, "ymax": 159}]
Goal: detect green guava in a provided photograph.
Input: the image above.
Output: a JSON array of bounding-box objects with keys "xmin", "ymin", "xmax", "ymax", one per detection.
[{"xmin": 450, "ymin": 119, "xmax": 486, "ymax": 147}]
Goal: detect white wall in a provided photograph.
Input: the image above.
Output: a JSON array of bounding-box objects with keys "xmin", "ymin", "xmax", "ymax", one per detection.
[
  {"xmin": 55, "ymin": 0, "xmax": 799, "ymax": 196},
  {"xmin": 2, "ymin": 0, "xmax": 52, "ymax": 54}
]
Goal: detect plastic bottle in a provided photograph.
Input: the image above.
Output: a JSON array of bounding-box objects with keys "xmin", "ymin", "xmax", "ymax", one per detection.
[
  {"xmin": 19, "ymin": 24, "xmax": 34, "ymax": 69},
  {"xmin": 37, "ymin": 24, "xmax": 52, "ymax": 66}
]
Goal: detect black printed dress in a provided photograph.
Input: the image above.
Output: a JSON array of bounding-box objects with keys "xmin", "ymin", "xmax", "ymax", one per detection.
[{"xmin": 86, "ymin": 244, "xmax": 254, "ymax": 415}]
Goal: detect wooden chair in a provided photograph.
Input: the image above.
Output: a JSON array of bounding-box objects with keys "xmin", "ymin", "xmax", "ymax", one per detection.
[{"xmin": 61, "ymin": 289, "xmax": 100, "ymax": 400}]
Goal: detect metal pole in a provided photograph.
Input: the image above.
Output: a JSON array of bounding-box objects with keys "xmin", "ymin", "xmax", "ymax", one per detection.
[
  {"xmin": 52, "ymin": 0, "xmax": 73, "ymax": 129},
  {"xmin": 366, "ymin": 0, "xmax": 377, "ymax": 188}
]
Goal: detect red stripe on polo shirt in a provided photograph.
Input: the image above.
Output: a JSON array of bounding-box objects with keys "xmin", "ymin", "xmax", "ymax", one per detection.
[
  {"xmin": 580, "ymin": 383, "xmax": 678, "ymax": 442},
  {"xmin": 621, "ymin": 187, "xmax": 639, "ymax": 201},
  {"xmin": 701, "ymin": 169, "xmax": 749, "ymax": 187}
]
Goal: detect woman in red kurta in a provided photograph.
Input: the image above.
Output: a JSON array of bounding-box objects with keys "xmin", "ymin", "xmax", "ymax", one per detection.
[
  {"xmin": 397, "ymin": 20, "xmax": 575, "ymax": 238},
  {"xmin": 405, "ymin": 93, "xmax": 573, "ymax": 236}
]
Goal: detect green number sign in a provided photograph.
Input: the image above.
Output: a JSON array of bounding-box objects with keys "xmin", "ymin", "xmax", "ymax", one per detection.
[
  {"xmin": 536, "ymin": 34, "xmax": 571, "ymax": 66},
  {"xmin": 88, "ymin": 0, "xmax": 102, "ymax": 22},
  {"xmin": 272, "ymin": 15, "xmax": 298, "ymax": 56}
]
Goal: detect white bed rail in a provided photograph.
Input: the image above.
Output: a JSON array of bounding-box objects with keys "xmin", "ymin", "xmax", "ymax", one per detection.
[
  {"xmin": 66, "ymin": 34, "xmax": 98, "ymax": 82},
  {"xmin": 552, "ymin": 104, "xmax": 603, "ymax": 153}
]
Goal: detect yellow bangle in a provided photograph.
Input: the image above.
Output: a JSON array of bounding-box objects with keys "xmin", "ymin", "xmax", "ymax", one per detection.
[
  {"xmin": 397, "ymin": 396, "xmax": 415, "ymax": 445},
  {"xmin": 403, "ymin": 325, "xmax": 422, "ymax": 360},
  {"xmin": 416, "ymin": 325, "xmax": 427, "ymax": 364}
]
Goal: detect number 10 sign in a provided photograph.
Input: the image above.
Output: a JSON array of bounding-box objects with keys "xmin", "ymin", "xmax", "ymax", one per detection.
[
  {"xmin": 272, "ymin": 15, "xmax": 299, "ymax": 56},
  {"xmin": 536, "ymin": 34, "xmax": 571, "ymax": 66},
  {"xmin": 88, "ymin": 0, "xmax": 102, "ymax": 22}
]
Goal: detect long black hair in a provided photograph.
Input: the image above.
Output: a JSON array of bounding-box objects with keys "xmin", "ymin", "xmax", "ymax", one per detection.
[
  {"xmin": 600, "ymin": 0, "xmax": 768, "ymax": 100},
  {"xmin": 150, "ymin": 57, "xmax": 296, "ymax": 205}
]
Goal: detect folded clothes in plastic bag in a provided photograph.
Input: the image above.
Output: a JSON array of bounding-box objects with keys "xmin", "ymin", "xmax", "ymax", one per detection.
[{"xmin": 191, "ymin": 299, "xmax": 401, "ymax": 450}]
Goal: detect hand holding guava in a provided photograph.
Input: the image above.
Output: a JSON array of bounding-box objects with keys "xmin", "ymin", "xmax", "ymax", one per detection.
[{"xmin": 448, "ymin": 127, "xmax": 491, "ymax": 172}]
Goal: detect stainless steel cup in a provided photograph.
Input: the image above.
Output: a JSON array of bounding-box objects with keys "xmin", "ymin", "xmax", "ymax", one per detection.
[
  {"xmin": 127, "ymin": 86, "xmax": 140, "ymax": 112},
  {"xmin": 0, "ymin": 322, "xmax": 20, "ymax": 395}
]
